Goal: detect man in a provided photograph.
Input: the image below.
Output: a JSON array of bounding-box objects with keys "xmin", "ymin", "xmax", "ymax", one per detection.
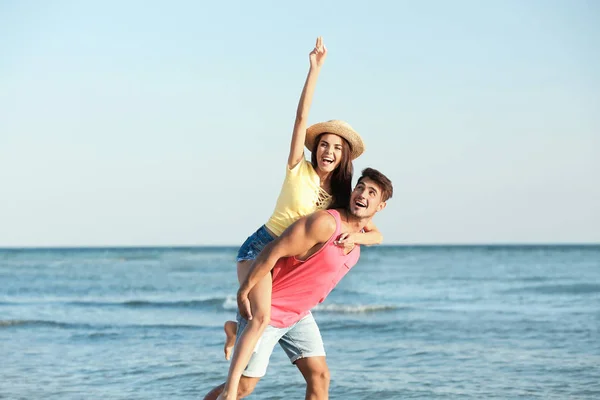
[{"xmin": 204, "ymin": 168, "xmax": 393, "ymax": 400}]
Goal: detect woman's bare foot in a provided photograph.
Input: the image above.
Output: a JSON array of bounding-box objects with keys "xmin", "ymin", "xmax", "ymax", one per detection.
[{"xmin": 223, "ymin": 320, "xmax": 237, "ymax": 360}]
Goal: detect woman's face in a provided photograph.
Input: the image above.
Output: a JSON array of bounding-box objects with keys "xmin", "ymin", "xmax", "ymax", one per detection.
[{"xmin": 315, "ymin": 133, "xmax": 344, "ymax": 173}]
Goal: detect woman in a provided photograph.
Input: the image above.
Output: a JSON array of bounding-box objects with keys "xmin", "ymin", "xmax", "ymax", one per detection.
[{"xmin": 218, "ymin": 37, "xmax": 382, "ymax": 400}]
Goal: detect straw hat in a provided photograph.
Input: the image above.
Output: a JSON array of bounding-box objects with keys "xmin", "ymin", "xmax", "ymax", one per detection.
[{"xmin": 305, "ymin": 120, "xmax": 365, "ymax": 160}]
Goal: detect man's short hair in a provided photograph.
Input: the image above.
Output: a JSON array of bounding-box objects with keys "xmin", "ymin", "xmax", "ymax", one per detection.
[{"xmin": 357, "ymin": 168, "xmax": 393, "ymax": 202}]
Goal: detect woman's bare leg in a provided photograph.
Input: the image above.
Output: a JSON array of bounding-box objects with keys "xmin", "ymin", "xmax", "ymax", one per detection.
[
  {"xmin": 223, "ymin": 259, "xmax": 256, "ymax": 360},
  {"xmin": 223, "ymin": 320, "xmax": 237, "ymax": 360},
  {"xmin": 218, "ymin": 261, "xmax": 272, "ymax": 400}
]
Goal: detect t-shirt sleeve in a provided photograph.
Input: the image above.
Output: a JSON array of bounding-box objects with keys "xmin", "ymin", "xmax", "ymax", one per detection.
[{"xmin": 287, "ymin": 157, "xmax": 310, "ymax": 177}]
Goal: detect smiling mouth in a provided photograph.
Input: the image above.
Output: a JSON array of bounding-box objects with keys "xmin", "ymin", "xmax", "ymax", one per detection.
[
  {"xmin": 321, "ymin": 157, "xmax": 334, "ymax": 165},
  {"xmin": 354, "ymin": 200, "xmax": 367, "ymax": 208}
]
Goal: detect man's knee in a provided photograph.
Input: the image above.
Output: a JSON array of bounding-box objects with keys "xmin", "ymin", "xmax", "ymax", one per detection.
[
  {"xmin": 316, "ymin": 368, "xmax": 331, "ymax": 385},
  {"xmin": 238, "ymin": 376, "xmax": 259, "ymax": 398},
  {"xmin": 307, "ymin": 365, "xmax": 330, "ymax": 387},
  {"xmin": 296, "ymin": 356, "xmax": 330, "ymax": 389}
]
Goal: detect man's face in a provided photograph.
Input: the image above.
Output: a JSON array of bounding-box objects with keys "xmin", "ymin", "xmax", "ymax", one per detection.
[{"xmin": 348, "ymin": 177, "xmax": 386, "ymax": 218}]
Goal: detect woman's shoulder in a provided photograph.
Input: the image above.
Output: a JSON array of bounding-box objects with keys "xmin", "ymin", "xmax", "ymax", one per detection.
[
  {"xmin": 287, "ymin": 156, "xmax": 310, "ymax": 172},
  {"xmin": 287, "ymin": 157, "xmax": 319, "ymax": 181}
]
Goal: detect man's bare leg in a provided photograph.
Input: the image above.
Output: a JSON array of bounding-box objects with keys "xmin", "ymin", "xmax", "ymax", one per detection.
[
  {"xmin": 203, "ymin": 383, "xmax": 225, "ymax": 400},
  {"xmin": 203, "ymin": 376, "xmax": 260, "ymax": 400},
  {"xmin": 295, "ymin": 356, "xmax": 330, "ymax": 400}
]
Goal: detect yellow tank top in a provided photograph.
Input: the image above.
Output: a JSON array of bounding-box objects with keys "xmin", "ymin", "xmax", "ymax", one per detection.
[{"xmin": 265, "ymin": 158, "xmax": 332, "ymax": 237}]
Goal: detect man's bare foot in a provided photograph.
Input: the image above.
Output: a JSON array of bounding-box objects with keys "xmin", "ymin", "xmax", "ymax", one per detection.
[{"xmin": 223, "ymin": 320, "xmax": 237, "ymax": 360}]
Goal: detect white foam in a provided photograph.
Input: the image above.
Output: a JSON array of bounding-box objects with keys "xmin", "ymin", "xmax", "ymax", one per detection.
[
  {"xmin": 222, "ymin": 295, "xmax": 238, "ymax": 310},
  {"xmin": 313, "ymin": 303, "xmax": 396, "ymax": 313}
]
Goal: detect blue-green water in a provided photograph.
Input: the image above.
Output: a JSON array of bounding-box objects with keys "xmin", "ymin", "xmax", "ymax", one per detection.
[{"xmin": 1, "ymin": 245, "xmax": 599, "ymax": 399}]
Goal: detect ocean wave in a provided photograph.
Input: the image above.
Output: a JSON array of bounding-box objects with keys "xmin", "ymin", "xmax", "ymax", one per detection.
[
  {"xmin": 121, "ymin": 299, "xmax": 223, "ymax": 308},
  {"xmin": 70, "ymin": 331, "xmax": 122, "ymax": 340},
  {"xmin": 0, "ymin": 319, "xmax": 211, "ymax": 331},
  {"xmin": 318, "ymin": 320, "xmax": 399, "ymax": 332},
  {"xmin": 0, "ymin": 296, "xmax": 238, "ymax": 310},
  {"xmin": 0, "ymin": 319, "xmax": 85, "ymax": 329},
  {"xmin": 504, "ymin": 283, "xmax": 600, "ymax": 295},
  {"xmin": 222, "ymin": 296, "xmax": 238, "ymax": 310},
  {"xmin": 313, "ymin": 303, "xmax": 399, "ymax": 313},
  {"xmin": 2, "ymin": 297, "xmax": 402, "ymax": 314},
  {"xmin": 66, "ymin": 297, "xmax": 233, "ymax": 309}
]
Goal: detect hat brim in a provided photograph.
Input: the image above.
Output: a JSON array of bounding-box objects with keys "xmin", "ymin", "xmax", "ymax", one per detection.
[{"xmin": 305, "ymin": 121, "xmax": 365, "ymax": 160}]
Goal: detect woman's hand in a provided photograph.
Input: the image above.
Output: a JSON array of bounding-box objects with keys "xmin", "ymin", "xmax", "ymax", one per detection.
[
  {"xmin": 288, "ymin": 36, "xmax": 327, "ymax": 168},
  {"xmin": 334, "ymin": 232, "xmax": 357, "ymax": 252},
  {"xmin": 309, "ymin": 36, "xmax": 327, "ymax": 69}
]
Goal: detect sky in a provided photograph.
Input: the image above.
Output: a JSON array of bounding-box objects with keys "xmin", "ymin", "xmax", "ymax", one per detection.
[{"xmin": 1, "ymin": 0, "xmax": 599, "ymax": 247}]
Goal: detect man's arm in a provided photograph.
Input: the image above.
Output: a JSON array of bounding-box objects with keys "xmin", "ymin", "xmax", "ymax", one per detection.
[{"xmin": 237, "ymin": 210, "xmax": 336, "ymax": 319}]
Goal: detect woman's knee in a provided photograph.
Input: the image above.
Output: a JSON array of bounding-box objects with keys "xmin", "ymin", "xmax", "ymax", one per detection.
[
  {"xmin": 248, "ymin": 310, "xmax": 270, "ymax": 329},
  {"xmin": 249, "ymin": 297, "xmax": 271, "ymax": 328}
]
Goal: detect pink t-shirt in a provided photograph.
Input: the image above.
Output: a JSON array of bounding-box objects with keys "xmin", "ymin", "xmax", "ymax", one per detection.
[{"xmin": 269, "ymin": 209, "xmax": 361, "ymax": 328}]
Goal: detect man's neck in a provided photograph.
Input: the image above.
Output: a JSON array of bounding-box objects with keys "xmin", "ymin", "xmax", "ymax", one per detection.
[{"xmin": 336, "ymin": 208, "xmax": 371, "ymax": 232}]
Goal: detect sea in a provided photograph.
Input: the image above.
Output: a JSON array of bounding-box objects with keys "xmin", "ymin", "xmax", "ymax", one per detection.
[{"xmin": 1, "ymin": 245, "xmax": 599, "ymax": 399}]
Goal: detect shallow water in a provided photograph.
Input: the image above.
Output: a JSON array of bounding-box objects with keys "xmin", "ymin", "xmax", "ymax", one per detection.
[{"xmin": 1, "ymin": 245, "xmax": 599, "ymax": 399}]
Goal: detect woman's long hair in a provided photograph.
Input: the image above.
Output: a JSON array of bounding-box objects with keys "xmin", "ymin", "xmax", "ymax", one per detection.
[{"xmin": 311, "ymin": 133, "xmax": 354, "ymax": 209}]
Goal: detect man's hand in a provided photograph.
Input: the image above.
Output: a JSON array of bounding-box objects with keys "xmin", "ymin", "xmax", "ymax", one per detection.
[
  {"xmin": 309, "ymin": 36, "xmax": 327, "ymax": 69},
  {"xmin": 334, "ymin": 232, "xmax": 356, "ymax": 252},
  {"xmin": 237, "ymin": 289, "xmax": 252, "ymax": 320}
]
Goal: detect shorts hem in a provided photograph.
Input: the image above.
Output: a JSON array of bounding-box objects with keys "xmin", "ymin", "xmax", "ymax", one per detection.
[
  {"xmin": 241, "ymin": 370, "xmax": 266, "ymax": 378},
  {"xmin": 236, "ymin": 256, "xmax": 256, "ymax": 262},
  {"xmin": 290, "ymin": 351, "xmax": 326, "ymax": 364}
]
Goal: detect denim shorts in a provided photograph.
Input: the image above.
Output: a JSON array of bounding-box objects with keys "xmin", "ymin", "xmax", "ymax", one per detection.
[
  {"xmin": 235, "ymin": 312, "xmax": 326, "ymax": 378},
  {"xmin": 236, "ymin": 225, "xmax": 275, "ymax": 262}
]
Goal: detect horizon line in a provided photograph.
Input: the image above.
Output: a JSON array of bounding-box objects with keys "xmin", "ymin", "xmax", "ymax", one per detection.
[{"xmin": 1, "ymin": 242, "xmax": 599, "ymax": 250}]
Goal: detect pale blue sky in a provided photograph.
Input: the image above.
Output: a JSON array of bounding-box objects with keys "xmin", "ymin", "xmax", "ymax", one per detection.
[{"xmin": 1, "ymin": 0, "xmax": 599, "ymax": 246}]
